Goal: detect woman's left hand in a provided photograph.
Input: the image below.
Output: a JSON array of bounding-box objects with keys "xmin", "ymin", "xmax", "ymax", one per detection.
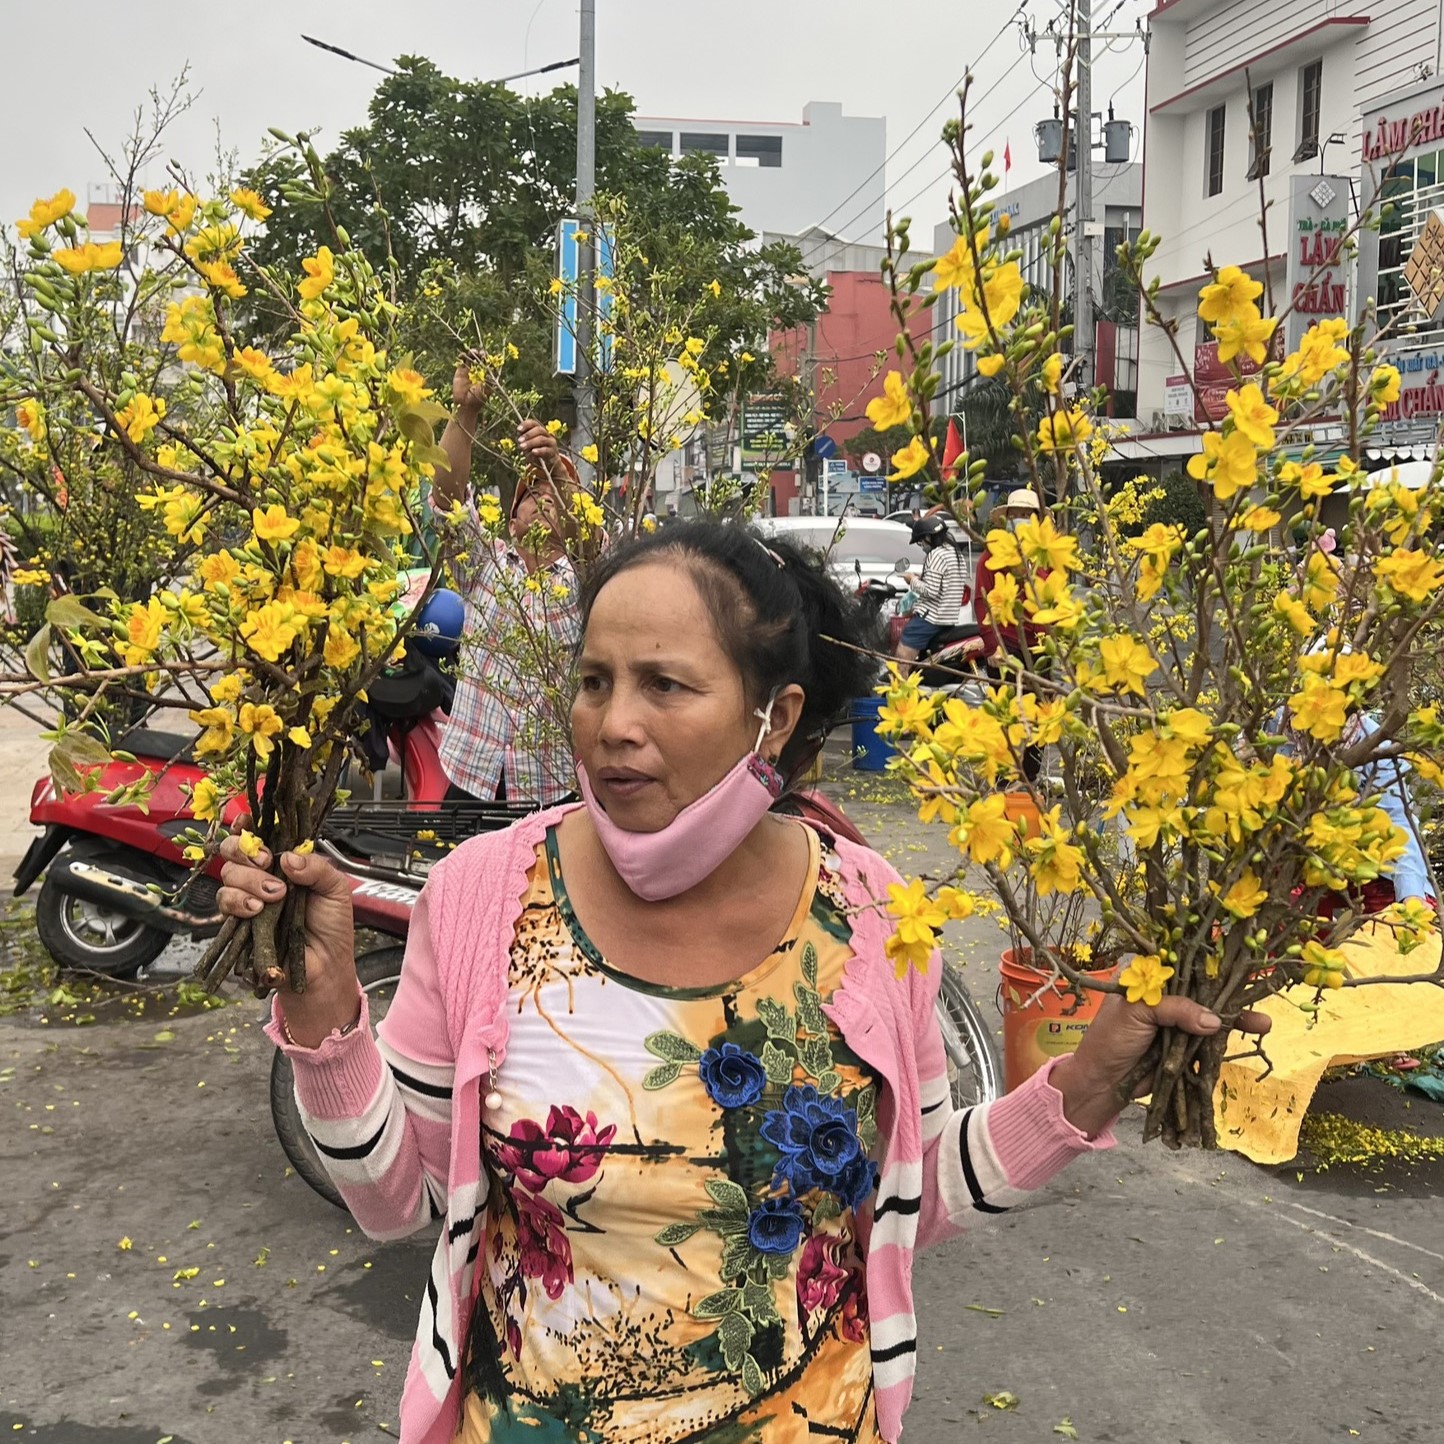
[{"xmin": 1050, "ymin": 995, "xmax": 1272, "ymax": 1139}]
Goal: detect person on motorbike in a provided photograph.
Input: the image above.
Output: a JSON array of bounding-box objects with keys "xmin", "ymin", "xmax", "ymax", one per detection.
[
  {"xmin": 433, "ymin": 365, "xmax": 584, "ymax": 804},
  {"xmin": 894, "ymin": 513, "xmax": 970, "ymax": 665},
  {"xmin": 216, "ymin": 518, "xmax": 1267, "ymax": 1444}
]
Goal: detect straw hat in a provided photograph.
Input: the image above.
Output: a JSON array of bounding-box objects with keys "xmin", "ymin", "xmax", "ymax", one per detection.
[{"xmin": 999, "ymin": 487, "xmax": 1042, "ymax": 516}]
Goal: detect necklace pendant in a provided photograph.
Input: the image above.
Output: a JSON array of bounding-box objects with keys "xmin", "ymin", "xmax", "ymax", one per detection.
[{"xmin": 484, "ymin": 1089, "xmax": 503, "ymax": 1111}]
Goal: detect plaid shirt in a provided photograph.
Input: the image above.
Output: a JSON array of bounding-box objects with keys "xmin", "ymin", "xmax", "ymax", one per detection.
[{"xmin": 439, "ymin": 521, "xmax": 581, "ymax": 804}]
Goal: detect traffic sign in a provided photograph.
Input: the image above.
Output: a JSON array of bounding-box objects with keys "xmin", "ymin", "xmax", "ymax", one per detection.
[
  {"xmin": 858, "ymin": 475, "xmax": 887, "ymax": 494},
  {"xmin": 861, "ymin": 451, "xmax": 882, "ymax": 475},
  {"xmin": 812, "ymin": 434, "xmax": 838, "ymax": 460},
  {"xmin": 554, "ymin": 219, "xmax": 615, "ymax": 376}
]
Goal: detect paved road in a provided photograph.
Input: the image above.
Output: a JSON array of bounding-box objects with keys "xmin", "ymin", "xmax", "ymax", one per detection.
[{"xmin": 2, "ymin": 778, "xmax": 1441, "ymax": 1442}]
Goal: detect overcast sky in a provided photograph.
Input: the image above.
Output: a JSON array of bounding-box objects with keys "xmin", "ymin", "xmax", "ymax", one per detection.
[{"xmin": 4, "ymin": 0, "xmax": 1151, "ymax": 245}]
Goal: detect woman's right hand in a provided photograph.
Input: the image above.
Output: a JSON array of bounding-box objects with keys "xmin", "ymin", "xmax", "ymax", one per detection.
[
  {"xmin": 216, "ymin": 835, "xmax": 361, "ymax": 1047},
  {"xmin": 452, "ymin": 361, "xmax": 487, "ymax": 413}
]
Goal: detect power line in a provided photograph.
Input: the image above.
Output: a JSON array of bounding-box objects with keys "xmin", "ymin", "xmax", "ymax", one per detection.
[
  {"xmin": 805, "ymin": 48, "xmax": 1037, "ymax": 275},
  {"xmin": 799, "ymin": 3, "xmax": 1029, "ymax": 242}
]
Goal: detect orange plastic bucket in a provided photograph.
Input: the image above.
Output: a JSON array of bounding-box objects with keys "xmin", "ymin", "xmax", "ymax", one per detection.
[
  {"xmin": 999, "ymin": 948, "xmax": 1116, "ymax": 1092},
  {"xmin": 1003, "ymin": 790, "xmax": 1043, "ymax": 838}
]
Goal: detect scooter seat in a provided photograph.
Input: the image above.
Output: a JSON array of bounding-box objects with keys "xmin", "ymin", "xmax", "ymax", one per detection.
[{"xmin": 115, "ymin": 728, "xmax": 195, "ymax": 763}]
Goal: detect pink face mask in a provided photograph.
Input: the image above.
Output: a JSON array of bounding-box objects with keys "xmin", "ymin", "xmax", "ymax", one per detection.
[{"xmin": 576, "ymin": 700, "xmax": 785, "ymax": 901}]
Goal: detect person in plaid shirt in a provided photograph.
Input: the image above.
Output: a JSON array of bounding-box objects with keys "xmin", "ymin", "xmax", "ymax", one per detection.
[{"xmin": 434, "ymin": 366, "xmax": 582, "ymax": 804}]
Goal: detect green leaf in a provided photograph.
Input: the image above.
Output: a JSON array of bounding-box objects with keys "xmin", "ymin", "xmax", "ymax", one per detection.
[
  {"xmin": 856, "ymin": 1085, "xmax": 877, "ymax": 1122},
  {"xmin": 760, "ymin": 1040, "xmax": 795, "ymax": 1085},
  {"xmin": 642, "ymin": 1061, "xmax": 682, "ymax": 1090},
  {"xmin": 816, "ymin": 1069, "xmax": 841, "ymax": 1096},
  {"xmin": 794, "ymin": 982, "xmax": 827, "ymax": 1036},
  {"xmin": 801, "ymin": 941, "xmax": 819, "ymax": 989},
  {"xmin": 645, "ymin": 1030, "xmax": 703, "ymax": 1063},
  {"xmin": 720, "ymin": 1233, "xmax": 754, "ymax": 1282},
  {"xmin": 1053, "ymin": 1419, "xmax": 1079, "ymax": 1439},
  {"xmin": 704, "ymin": 1178, "xmax": 750, "ymax": 1215},
  {"xmin": 811, "ymin": 1193, "xmax": 841, "ymax": 1226},
  {"xmin": 396, "ymin": 409, "xmax": 437, "ymax": 446},
  {"xmin": 717, "ymin": 1310, "xmax": 754, "ymax": 1370},
  {"xmin": 692, "ymin": 1288, "xmax": 740, "ymax": 1319},
  {"xmin": 24, "ymin": 623, "xmax": 51, "ymax": 684},
  {"xmin": 740, "ymin": 1352, "xmax": 766, "ymax": 1398},
  {"xmin": 764, "ymin": 1250, "xmax": 793, "ymax": 1280},
  {"xmin": 413, "ymin": 442, "xmax": 452, "ymax": 472},
  {"xmin": 741, "ymin": 1281, "xmax": 779, "ymax": 1325},
  {"xmin": 756, "ymin": 996, "xmax": 795, "ymax": 1042},
  {"xmin": 983, "ymin": 1391, "xmax": 1020, "ymax": 1411},
  {"xmin": 966, "ymin": 1304, "xmax": 1006, "ymax": 1317},
  {"xmin": 799, "ymin": 1038, "xmax": 834, "ymax": 1081},
  {"xmin": 45, "ymin": 594, "xmax": 107, "ymax": 630},
  {"xmin": 654, "ymin": 1221, "xmax": 702, "ymax": 1247}
]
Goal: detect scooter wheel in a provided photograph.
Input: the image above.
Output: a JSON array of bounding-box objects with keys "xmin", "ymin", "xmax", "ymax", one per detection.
[
  {"xmin": 270, "ymin": 945, "xmax": 406, "ymax": 1212},
  {"xmin": 35, "ymin": 869, "xmax": 171, "ymax": 979}
]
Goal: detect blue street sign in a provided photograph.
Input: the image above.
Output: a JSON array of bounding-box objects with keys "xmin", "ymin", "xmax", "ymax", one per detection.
[
  {"xmin": 811, "ymin": 433, "xmax": 838, "ymax": 460},
  {"xmin": 858, "ymin": 475, "xmax": 887, "ymax": 494},
  {"xmin": 554, "ymin": 219, "xmax": 615, "ymax": 376}
]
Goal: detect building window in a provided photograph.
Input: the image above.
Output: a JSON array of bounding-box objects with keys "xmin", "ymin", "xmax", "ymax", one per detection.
[
  {"xmin": 1206, "ymin": 105, "xmax": 1226, "ymax": 196},
  {"xmin": 635, "ymin": 130, "xmax": 673, "ymax": 153},
  {"xmin": 1295, "ymin": 60, "xmax": 1323, "ymax": 163},
  {"xmin": 680, "ymin": 132, "xmax": 729, "ymax": 161},
  {"xmin": 1247, "ymin": 82, "xmax": 1273, "ymax": 180},
  {"xmin": 735, "ymin": 134, "xmax": 783, "ymax": 168}
]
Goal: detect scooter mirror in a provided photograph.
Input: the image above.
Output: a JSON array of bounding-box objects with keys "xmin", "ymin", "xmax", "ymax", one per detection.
[{"xmin": 896, "ymin": 557, "xmax": 911, "ymax": 573}]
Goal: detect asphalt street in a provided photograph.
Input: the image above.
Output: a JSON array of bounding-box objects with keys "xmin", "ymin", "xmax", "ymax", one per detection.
[{"xmin": 2, "ymin": 776, "xmax": 1441, "ymax": 1444}]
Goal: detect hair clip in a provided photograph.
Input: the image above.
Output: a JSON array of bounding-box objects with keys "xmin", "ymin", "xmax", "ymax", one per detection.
[{"xmin": 753, "ymin": 537, "xmax": 786, "ymax": 569}]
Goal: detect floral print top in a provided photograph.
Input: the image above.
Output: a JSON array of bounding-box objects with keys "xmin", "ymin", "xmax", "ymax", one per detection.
[{"xmin": 455, "ymin": 825, "xmax": 882, "ymax": 1444}]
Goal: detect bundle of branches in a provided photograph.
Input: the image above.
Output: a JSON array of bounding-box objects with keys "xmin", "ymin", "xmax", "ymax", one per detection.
[
  {"xmin": 0, "ymin": 158, "xmax": 451, "ymax": 993},
  {"xmin": 870, "ymin": 69, "xmax": 1444, "ymax": 1148}
]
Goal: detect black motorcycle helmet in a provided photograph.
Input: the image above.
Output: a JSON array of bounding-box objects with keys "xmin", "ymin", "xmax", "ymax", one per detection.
[{"xmin": 910, "ymin": 514, "xmax": 950, "ymax": 549}]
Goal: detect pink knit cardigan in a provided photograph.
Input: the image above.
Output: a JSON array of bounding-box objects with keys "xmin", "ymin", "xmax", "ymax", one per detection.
[{"xmin": 267, "ymin": 803, "xmax": 1113, "ymax": 1443}]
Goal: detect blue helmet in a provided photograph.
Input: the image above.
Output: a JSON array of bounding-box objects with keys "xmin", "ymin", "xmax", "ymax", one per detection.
[{"xmin": 411, "ymin": 588, "xmax": 464, "ymax": 658}]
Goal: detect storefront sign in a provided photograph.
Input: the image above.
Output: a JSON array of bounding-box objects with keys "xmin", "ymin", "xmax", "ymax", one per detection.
[
  {"xmin": 1362, "ymin": 101, "xmax": 1444, "ymax": 163},
  {"xmin": 1162, "ymin": 375, "xmax": 1193, "ymax": 416},
  {"xmin": 740, "ymin": 394, "xmax": 792, "ymax": 458},
  {"xmin": 1285, "ymin": 175, "xmax": 1351, "ymax": 351}
]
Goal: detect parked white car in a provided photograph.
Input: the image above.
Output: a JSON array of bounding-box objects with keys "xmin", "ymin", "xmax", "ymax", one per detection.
[{"xmin": 754, "ymin": 516, "xmax": 923, "ymax": 590}]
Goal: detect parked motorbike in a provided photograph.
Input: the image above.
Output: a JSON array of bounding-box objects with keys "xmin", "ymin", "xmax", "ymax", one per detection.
[{"xmin": 855, "ymin": 559, "xmax": 989, "ymax": 698}]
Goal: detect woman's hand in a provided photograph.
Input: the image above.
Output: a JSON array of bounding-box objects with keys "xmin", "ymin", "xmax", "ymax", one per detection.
[
  {"xmin": 216, "ymin": 835, "xmax": 361, "ymax": 1047},
  {"xmin": 1051, "ymin": 995, "xmax": 1272, "ymax": 1139},
  {"xmin": 452, "ymin": 361, "xmax": 487, "ymax": 414},
  {"xmin": 517, "ymin": 418, "xmax": 561, "ymax": 479}
]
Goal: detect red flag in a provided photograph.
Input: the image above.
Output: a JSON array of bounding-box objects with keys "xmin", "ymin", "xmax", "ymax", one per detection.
[
  {"xmin": 941, "ymin": 418, "xmax": 965, "ymax": 475},
  {"xmin": 1003, "ymin": 139, "xmax": 1013, "ymax": 173}
]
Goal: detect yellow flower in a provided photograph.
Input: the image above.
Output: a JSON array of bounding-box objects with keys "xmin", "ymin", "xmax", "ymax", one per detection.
[
  {"xmin": 114, "ymin": 394, "xmax": 166, "ymax": 445},
  {"xmin": 1219, "ymin": 868, "xmax": 1268, "ymax": 920},
  {"xmin": 1369, "ymin": 365, "xmax": 1402, "ymax": 405},
  {"xmin": 238, "ymin": 702, "xmax": 285, "ymax": 760},
  {"xmin": 1300, "ymin": 940, "xmax": 1347, "ymax": 990},
  {"xmin": 237, "ymin": 830, "xmax": 264, "ymax": 860},
  {"xmin": 955, "ymin": 261, "xmax": 1024, "ymax": 347},
  {"xmin": 240, "ymin": 602, "xmax": 302, "ymax": 663},
  {"xmin": 1096, "ymin": 634, "xmax": 1157, "ymax": 696},
  {"xmin": 1014, "ymin": 514, "xmax": 1080, "ymax": 573},
  {"xmin": 1273, "ymin": 591, "xmax": 1315, "ymax": 637},
  {"xmin": 1274, "ymin": 320, "xmax": 1350, "ymax": 393},
  {"xmin": 984, "ymin": 527, "xmax": 1022, "ymax": 571},
  {"xmin": 932, "ymin": 234, "xmax": 977, "ymax": 292},
  {"xmin": 957, "ymin": 793, "xmax": 1017, "ymax": 870},
  {"xmin": 1214, "ymin": 312, "xmax": 1277, "ymax": 367},
  {"xmin": 123, "ymin": 598, "xmax": 168, "ymax": 664},
  {"xmin": 888, "ymin": 435, "xmax": 931, "ymax": 481},
  {"xmin": 230, "ymin": 187, "xmax": 272, "ymax": 222},
  {"xmin": 1238, "ymin": 504, "xmax": 1281, "ymax": 534},
  {"xmin": 324, "ymin": 628, "xmax": 361, "ymax": 670},
  {"xmin": 231, "ymin": 346, "xmax": 276, "ymax": 386},
  {"xmin": 12, "ymin": 568, "xmax": 50, "ymax": 587},
  {"xmin": 936, "ymin": 886, "xmax": 978, "ymax": 920},
  {"xmin": 1187, "ymin": 430, "xmax": 1257, "ymax": 501},
  {"xmin": 17, "ymin": 188, "xmax": 77, "ymax": 238},
  {"xmin": 1198, "ymin": 265, "xmax": 1263, "ymax": 328},
  {"xmin": 189, "ymin": 706, "xmax": 236, "ymax": 758},
  {"xmin": 143, "ymin": 189, "xmax": 179, "ymax": 217},
  {"xmin": 976, "ymin": 354, "xmax": 1005, "ymax": 377},
  {"xmin": 986, "ymin": 571, "xmax": 1020, "ymax": 625},
  {"xmin": 1225, "ymin": 384, "xmax": 1278, "ymax": 449},
  {"xmin": 251, "ymin": 504, "xmax": 300, "ymax": 543},
  {"xmin": 298, "ymin": 246, "xmax": 335, "ymax": 301},
  {"xmin": 1041, "ymin": 354, "xmax": 1063, "ymax": 394},
  {"xmin": 1119, "ymin": 953, "xmax": 1175, "ymax": 1007},
  {"xmin": 198, "ymin": 260, "xmax": 246, "ymax": 300},
  {"xmin": 163, "ymin": 193, "xmax": 198, "ymax": 232},
  {"xmin": 321, "ymin": 545, "xmax": 367, "ymax": 579},
  {"xmin": 707, "ymin": 278, "xmax": 722, "ymax": 298},
  {"xmin": 887, "ymin": 878, "xmax": 947, "ymax": 944},
  {"xmin": 387, "ymin": 367, "xmax": 430, "ymax": 406},
  {"xmin": 287, "ymin": 727, "xmax": 313, "ymax": 748},
  {"xmin": 1036, "ymin": 409, "xmax": 1092, "ymax": 453},
  {"xmin": 198, "ymin": 552, "xmax": 242, "ymax": 592},
  {"xmin": 549, "ymin": 277, "xmax": 564, "ymax": 296},
  {"xmin": 1288, "ymin": 677, "xmax": 1350, "ymax": 742},
  {"xmin": 878, "ymin": 680, "xmax": 935, "ymax": 738},
  {"xmin": 117, "ymin": 1236, "xmax": 133, "ymax": 1251},
  {"xmin": 1376, "ymin": 549, "xmax": 1444, "ymax": 603},
  {"xmin": 55, "ymin": 240, "xmax": 125, "ymax": 274},
  {"xmin": 866, "ymin": 372, "xmax": 912, "ymax": 431},
  {"xmin": 15, "ymin": 400, "xmax": 45, "ymax": 443},
  {"xmin": 1025, "ymin": 813, "xmax": 1087, "ymax": 896},
  {"xmin": 1278, "ymin": 459, "xmax": 1333, "ymax": 501},
  {"xmin": 579, "ymin": 443, "xmax": 599, "ymax": 465}
]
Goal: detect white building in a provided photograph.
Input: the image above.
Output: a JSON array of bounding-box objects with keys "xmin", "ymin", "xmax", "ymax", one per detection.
[
  {"xmin": 631, "ymin": 101, "xmax": 886, "ymax": 241},
  {"xmin": 1135, "ymin": 0, "xmax": 1444, "ymax": 460},
  {"xmin": 931, "ymin": 162, "xmax": 1143, "ymax": 415}
]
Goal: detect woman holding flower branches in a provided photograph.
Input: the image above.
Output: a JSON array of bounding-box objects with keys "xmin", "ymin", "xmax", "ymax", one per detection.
[
  {"xmin": 433, "ymin": 364, "xmax": 586, "ymax": 804},
  {"xmin": 216, "ymin": 519, "xmax": 1264, "ymax": 1443}
]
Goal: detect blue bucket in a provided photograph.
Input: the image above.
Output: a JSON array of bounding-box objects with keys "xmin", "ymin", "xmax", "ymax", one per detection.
[{"xmin": 850, "ymin": 696, "xmax": 894, "ymax": 772}]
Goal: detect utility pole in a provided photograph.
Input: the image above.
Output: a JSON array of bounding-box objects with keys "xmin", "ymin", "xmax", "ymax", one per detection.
[
  {"xmin": 574, "ymin": 0, "xmax": 597, "ymax": 486},
  {"xmin": 1074, "ymin": 0, "xmax": 1094, "ymax": 392}
]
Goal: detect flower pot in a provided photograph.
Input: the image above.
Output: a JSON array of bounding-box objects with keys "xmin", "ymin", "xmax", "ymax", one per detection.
[
  {"xmin": 999, "ymin": 947, "xmax": 1118, "ymax": 1092},
  {"xmin": 1003, "ymin": 789, "xmax": 1043, "ymax": 838}
]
